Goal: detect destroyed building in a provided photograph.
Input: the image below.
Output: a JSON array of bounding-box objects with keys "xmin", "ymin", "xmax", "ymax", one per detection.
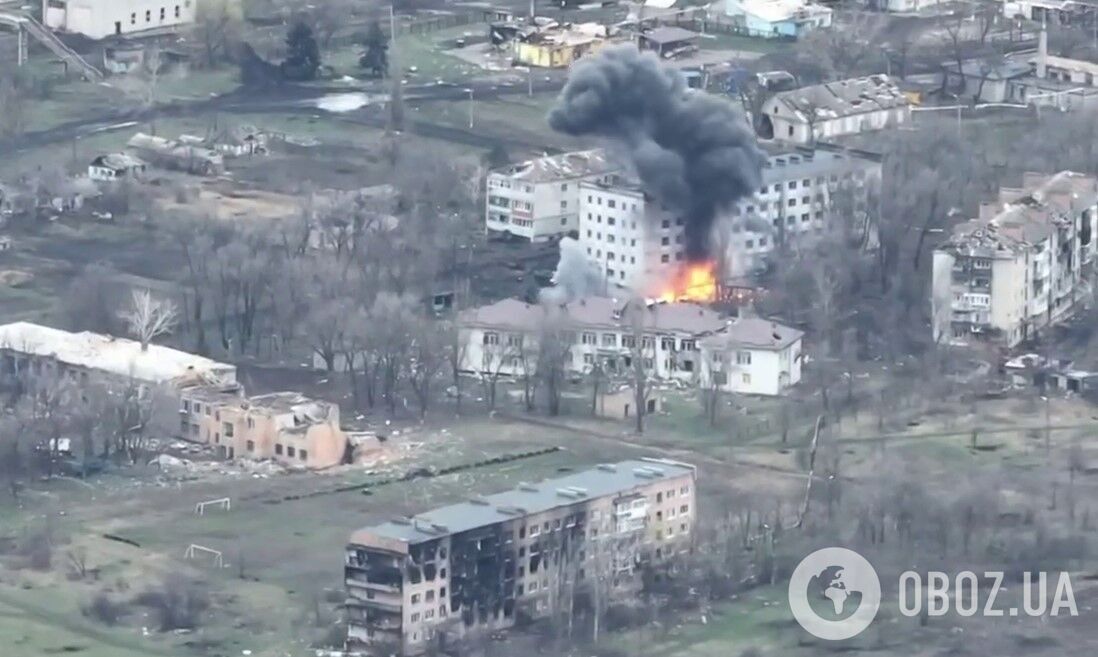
[
  {"xmin": 126, "ymin": 132, "xmax": 224, "ymax": 176},
  {"xmin": 345, "ymin": 458, "xmax": 696, "ymax": 654},
  {"xmin": 932, "ymin": 172, "xmax": 1098, "ymax": 348},
  {"xmin": 761, "ymin": 74, "xmax": 912, "ymax": 144},
  {"xmin": 177, "ymin": 390, "xmax": 349, "ymax": 469}
]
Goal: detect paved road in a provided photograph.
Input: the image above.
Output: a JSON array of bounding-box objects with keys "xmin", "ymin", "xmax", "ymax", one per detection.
[{"xmin": 1, "ymin": 74, "xmax": 571, "ymax": 157}]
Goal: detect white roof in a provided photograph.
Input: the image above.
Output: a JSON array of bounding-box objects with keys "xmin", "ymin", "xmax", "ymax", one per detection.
[
  {"xmin": 728, "ymin": 0, "xmax": 831, "ymax": 23},
  {"xmin": 0, "ymin": 322, "xmax": 236, "ymax": 385}
]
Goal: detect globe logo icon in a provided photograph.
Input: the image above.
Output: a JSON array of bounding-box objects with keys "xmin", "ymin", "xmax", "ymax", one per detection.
[{"xmin": 788, "ymin": 548, "xmax": 881, "ymax": 640}]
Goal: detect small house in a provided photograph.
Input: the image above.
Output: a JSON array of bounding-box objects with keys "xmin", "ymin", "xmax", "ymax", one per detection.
[{"xmin": 88, "ymin": 153, "xmax": 147, "ymax": 181}]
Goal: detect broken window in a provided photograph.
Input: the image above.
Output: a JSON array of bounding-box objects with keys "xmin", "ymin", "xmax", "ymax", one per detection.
[
  {"xmin": 299, "ymin": 449, "xmax": 308, "ymax": 461},
  {"xmin": 287, "ymin": 446, "xmax": 296, "ymax": 457},
  {"xmin": 411, "ymin": 594, "xmax": 421, "ymax": 604},
  {"xmin": 275, "ymin": 444, "xmax": 283, "ymax": 455}
]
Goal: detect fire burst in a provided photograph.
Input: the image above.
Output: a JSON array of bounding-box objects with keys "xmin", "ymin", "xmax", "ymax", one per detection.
[{"xmin": 657, "ymin": 261, "xmax": 718, "ymax": 303}]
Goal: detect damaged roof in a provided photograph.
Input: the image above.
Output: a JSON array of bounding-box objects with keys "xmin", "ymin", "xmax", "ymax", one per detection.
[
  {"xmin": 0, "ymin": 321, "xmax": 236, "ymax": 385},
  {"xmin": 457, "ymin": 296, "xmax": 727, "ymax": 335},
  {"xmin": 491, "ymin": 149, "xmax": 617, "ymax": 183},
  {"xmin": 699, "ymin": 316, "xmax": 804, "ymax": 351},
  {"xmin": 770, "ymin": 74, "xmax": 910, "ymax": 123},
  {"xmin": 942, "ymin": 171, "xmax": 1098, "ymax": 254},
  {"xmin": 352, "ymin": 459, "xmax": 696, "ymax": 546},
  {"xmin": 640, "ymin": 26, "xmax": 699, "ymax": 44}
]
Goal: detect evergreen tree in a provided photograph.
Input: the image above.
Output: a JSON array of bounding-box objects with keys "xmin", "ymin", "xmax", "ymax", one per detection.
[
  {"xmin": 281, "ymin": 21, "xmax": 321, "ymax": 81},
  {"xmin": 359, "ymin": 19, "xmax": 389, "ymax": 79}
]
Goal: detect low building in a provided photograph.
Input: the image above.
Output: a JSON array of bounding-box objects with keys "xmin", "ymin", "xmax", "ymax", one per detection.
[
  {"xmin": 513, "ymin": 25, "xmax": 608, "ymax": 68},
  {"xmin": 637, "ymin": 26, "xmax": 699, "ymax": 58},
  {"xmin": 761, "ymin": 75, "xmax": 912, "ymax": 144},
  {"xmin": 931, "ymin": 172, "xmax": 1098, "ymax": 348},
  {"xmin": 42, "ymin": 0, "xmax": 197, "ymax": 40},
  {"xmin": 594, "ymin": 384, "xmax": 666, "ymax": 419},
  {"xmin": 942, "ymin": 59, "xmax": 1034, "ymax": 103},
  {"xmin": 721, "ymin": 0, "xmax": 833, "ymax": 39},
  {"xmin": 0, "ymin": 321, "xmax": 236, "ymax": 433},
  {"xmin": 127, "ymin": 132, "xmax": 224, "ymax": 176},
  {"xmin": 88, "ymin": 153, "xmax": 147, "ymax": 181},
  {"xmin": 345, "ymin": 458, "xmax": 697, "ymax": 654},
  {"xmin": 177, "ymin": 390, "xmax": 349, "ymax": 469},
  {"xmin": 1005, "ymin": 0, "xmax": 1097, "ymax": 24},
  {"xmin": 577, "ymin": 144, "xmax": 882, "ymax": 290},
  {"xmin": 866, "ymin": 0, "xmax": 949, "ymax": 11},
  {"xmin": 699, "ymin": 316, "xmax": 804, "ymax": 395},
  {"xmin": 485, "ymin": 150, "xmax": 618, "ymax": 241},
  {"xmin": 459, "ymin": 296, "xmax": 726, "ymax": 381}
]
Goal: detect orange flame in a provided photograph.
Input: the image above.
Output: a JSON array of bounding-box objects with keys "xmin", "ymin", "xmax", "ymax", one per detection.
[{"xmin": 657, "ymin": 261, "xmax": 718, "ymax": 303}]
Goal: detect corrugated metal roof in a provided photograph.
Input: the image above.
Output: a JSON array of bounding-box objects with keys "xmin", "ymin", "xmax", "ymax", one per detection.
[{"xmin": 354, "ymin": 458, "xmax": 695, "ymax": 545}]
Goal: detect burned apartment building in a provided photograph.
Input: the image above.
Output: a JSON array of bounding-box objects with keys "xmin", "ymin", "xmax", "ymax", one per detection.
[
  {"xmin": 932, "ymin": 172, "xmax": 1098, "ymax": 348},
  {"xmin": 345, "ymin": 459, "xmax": 696, "ymax": 654},
  {"xmin": 577, "ymin": 143, "xmax": 881, "ymax": 291}
]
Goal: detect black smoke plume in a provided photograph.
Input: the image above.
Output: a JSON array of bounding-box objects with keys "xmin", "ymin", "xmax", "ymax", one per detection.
[{"xmin": 549, "ymin": 44, "xmax": 765, "ymax": 260}]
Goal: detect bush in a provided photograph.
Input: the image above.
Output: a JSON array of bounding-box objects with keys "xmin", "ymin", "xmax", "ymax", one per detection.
[
  {"xmin": 19, "ymin": 529, "xmax": 53, "ymax": 571},
  {"xmin": 133, "ymin": 576, "xmax": 210, "ymax": 631},
  {"xmin": 83, "ymin": 592, "xmax": 129, "ymax": 625}
]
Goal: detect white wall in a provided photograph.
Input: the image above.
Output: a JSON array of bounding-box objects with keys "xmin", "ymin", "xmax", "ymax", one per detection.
[
  {"xmin": 44, "ymin": 0, "xmax": 197, "ymax": 40},
  {"xmin": 699, "ymin": 340, "xmax": 802, "ymax": 396},
  {"xmin": 486, "ymin": 171, "xmax": 615, "ymax": 241}
]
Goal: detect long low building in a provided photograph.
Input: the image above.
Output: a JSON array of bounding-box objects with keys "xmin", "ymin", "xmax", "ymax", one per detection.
[
  {"xmin": 459, "ymin": 297, "xmax": 804, "ymax": 396},
  {"xmin": 345, "ymin": 458, "xmax": 696, "ymax": 654},
  {"xmin": 762, "ymin": 75, "xmax": 912, "ymax": 144}
]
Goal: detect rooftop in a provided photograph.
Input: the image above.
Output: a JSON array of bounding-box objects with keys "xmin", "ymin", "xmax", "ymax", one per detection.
[
  {"xmin": 770, "ymin": 75, "xmax": 910, "ymax": 123},
  {"xmin": 640, "ymin": 26, "xmax": 699, "ymax": 44},
  {"xmin": 351, "ymin": 458, "xmax": 695, "ymax": 545},
  {"xmin": 943, "ymin": 171, "xmax": 1098, "ymax": 254},
  {"xmin": 0, "ymin": 322, "xmax": 236, "ymax": 385},
  {"xmin": 91, "ymin": 153, "xmax": 146, "ymax": 170},
  {"xmin": 700, "ymin": 316, "xmax": 804, "ymax": 351},
  {"xmin": 458, "ymin": 296, "xmax": 728, "ymax": 334},
  {"xmin": 1034, "ymin": 54, "xmax": 1098, "ymax": 78},
  {"xmin": 491, "ymin": 149, "xmax": 618, "ymax": 183},
  {"xmin": 729, "ymin": 0, "xmax": 832, "ymax": 23}
]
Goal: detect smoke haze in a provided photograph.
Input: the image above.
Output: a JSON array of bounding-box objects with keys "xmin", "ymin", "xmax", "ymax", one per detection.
[
  {"xmin": 549, "ymin": 44, "xmax": 765, "ymax": 260},
  {"xmin": 541, "ymin": 237, "xmax": 606, "ymax": 303}
]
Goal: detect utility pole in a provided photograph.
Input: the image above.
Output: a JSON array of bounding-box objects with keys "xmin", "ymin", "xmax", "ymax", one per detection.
[
  {"xmin": 467, "ymin": 88, "xmax": 475, "ymax": 128},
  {"xmin": 527, "ymin": 66, "xmax": 533, "ymax": 97}
]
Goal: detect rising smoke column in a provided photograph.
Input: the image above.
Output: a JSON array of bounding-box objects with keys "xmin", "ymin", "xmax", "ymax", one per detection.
[{"xmin": 549, "ymin": 44, "xmax": 765, "ymax": 260}]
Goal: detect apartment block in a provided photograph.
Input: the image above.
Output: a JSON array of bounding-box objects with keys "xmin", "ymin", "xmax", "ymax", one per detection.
[
  {"xmin": 576, "ymin": 144, "xmax": 881, "ymax": 293},
  {"xmin": 485, "ymin": 150, "xmax": 618, "ymax": 241},
  {"xmin": 345, "ymin": 459, "xmax": 696, "ymax": 654},
  {"xmin": 932, "ymin": 172, "xmax": 1098, "ymax": 348}
]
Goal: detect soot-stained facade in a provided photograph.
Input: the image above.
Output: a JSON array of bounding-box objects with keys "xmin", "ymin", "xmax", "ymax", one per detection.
[{"xmin": 345, "ymin": 458, "xmax": 696, "ymax": 654}]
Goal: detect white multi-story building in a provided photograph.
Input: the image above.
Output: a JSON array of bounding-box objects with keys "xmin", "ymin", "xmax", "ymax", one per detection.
[
  {"xmin": 42, "ymin": 0, "xmax": 197, "ymax": 40},
  {"xmin": 698, "ymin": 317, "xmax": 804, "ymax": 396},
  {"xmin": 576, "ymin": 145, "xmax": 882, "ymax": 294},
  {"xmin": 932, "ymin": 172, "xmax": 1098, "ymax": 348},
  {"xmin": 761, "ymin": 75, "xmax": 912, "ymax": 144},
  {"xmin": 485, "ymin": 150, "xmax": 618, "ymax": 242}
]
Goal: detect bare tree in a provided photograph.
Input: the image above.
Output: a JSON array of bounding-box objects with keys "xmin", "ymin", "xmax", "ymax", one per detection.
[
  {"xmin": 119, "ymin": 288, "xmax": 179, "ymax": 351},
  {"xmin": 407, "ymin": 317, "xmax": 447, "ymax": 417},
  {"xmin": 192, "ymin": 0, "xmax": 244, "ymax": 68},
  {"xmin": 0, "ymin": 73, "xmax": 27, "ymax": 138}
]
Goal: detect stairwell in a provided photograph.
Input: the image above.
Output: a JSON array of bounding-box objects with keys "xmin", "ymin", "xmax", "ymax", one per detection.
[{"xmin": 0, "ymin": 11, "xmax": 103, "ymax": 81}]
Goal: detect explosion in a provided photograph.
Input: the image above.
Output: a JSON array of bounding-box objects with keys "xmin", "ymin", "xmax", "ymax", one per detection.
[{"xmin": 657, "ymin": 261, "xmax": 718, "ymax": 303}]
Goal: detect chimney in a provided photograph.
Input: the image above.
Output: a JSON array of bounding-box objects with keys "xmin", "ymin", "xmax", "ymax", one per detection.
[{"xmin": 1037, "ymin": 17, "xmax": 1048, "ymax": 79}]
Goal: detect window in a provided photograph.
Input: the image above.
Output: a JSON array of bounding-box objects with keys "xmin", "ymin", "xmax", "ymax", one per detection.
[
  {"xmin": 736, "ymin": 351, "xmax": 752, "ymax": 365},
  {"xmin": 661, "ymin": 254, "xmax": 669, "ymax": 263},
  {"xmin": 660, "ymin": 337, "xmax": 675, "ymax": 351},
  {"xmin": 661, "ymin": 220, "xmax": 670, "ymax": 229},
  {"xmin": 530, "ymin": 525, "xmax": 541, "ymax": 537},
  {"xmin": 742, "ymin": 373, "xmax": 752, "ymax": 384},
  {"xmin": 160, "ymin": 7, "xmax": 165, "ymax": 19},
  {"xmin": 425, "ymin": 610, "xmax": 435, "ymax": 619},
  {"xmin": 506, "ymin": 333, "xmax": 523, "ymax": 348},
  {"xmin": 299, "ymin": 449, "xmax": 308, "ymax": 461},
  {"xmin": 622, "ymin": 335, "xmax": 636, "ymax": 348},
  {"xmin": 602, "ymin": 333, "xmax": 617, "ymax": 347},
  {"xmin": 788, "ymin": 180, "xmax": 797, "ymax": 189},
  {"xmin": 287, "ymin": 446, "xmax": 296, "ymax": 457},
  {"xmin": 182, "ymin": 400, "xmax": 191, "ymax": 412},
  {"xmin": 275, "ymin": 444, "xmax": 283, "ymax": 455},
  {"xmin": 681, "ymin": 504, "xmax": 689, "ymax": 513},
  {"xmin": 584, "ymin": 353, "xmax": 594, "ymax": 364},
  {"xmin": 146, "ymin": 9, "xmax": 151, "ymax": 21},
  {"xmin": 131, "ymin": 12, "xmax": 136, "ymax": 24},
  {"xmin": 661, "ymin": 236, "xmax": 670, "ymax": 246},
  {"xmin": 246, "ymin": 440, "xmax": 255, "ymax": 452},
  {"xmin": 411, "ymin": 613, "xmax": 420, "ymax": 622},
  {"xmin": 412, "ymin": 594, "xmax": 421, "ymax": 604},
  {"xmin": 175, "ymin": 5, "xmax": 181, "ymax": 18},
  {"xmin": 483, "ymin": 331, "xmax": 499, "ymax": 345},
  {"xmin": 608, "ymin": 199, "xmax": 616, "ymax": 208},
  {"xmin": 222, "ymin": 421, "xmax": 234, "ymax": 437},
  {"xmin": 581, "ymin": 332, "xmax": 596, "ymax": 345}
]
